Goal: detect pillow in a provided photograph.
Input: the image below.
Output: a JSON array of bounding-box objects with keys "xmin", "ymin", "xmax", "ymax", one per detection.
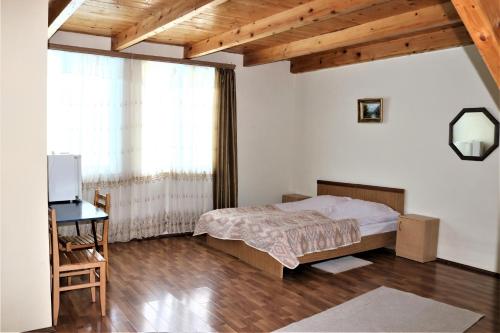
[
  {"xmin": 275, "ymin": 195, "xmax": 351, "ymax": 215},
  {"xmin": 326, "ymin": 199, "xmax": 400, "ymax": 226}
]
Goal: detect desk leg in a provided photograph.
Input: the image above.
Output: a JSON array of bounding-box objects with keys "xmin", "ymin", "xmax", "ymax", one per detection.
[
  {"xmin": 75, "ymin": 221, "xmax": 80, "ymax": 236},
  {"xmin": 91, "ymin": 220, "xmax": 100, "ymax": 251}
]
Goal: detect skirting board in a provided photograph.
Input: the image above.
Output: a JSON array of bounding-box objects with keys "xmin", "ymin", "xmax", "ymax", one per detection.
[
  {"xmin": 435, "ymin": 258, "xmax": 500, "ymax": 278},
  {"xmin": 27, "ymin": 326, "xmax": 56, "ymax": 332},
  {"xmin": 382, "ymin": 248, "xmax": 500, "ymax": 278}
]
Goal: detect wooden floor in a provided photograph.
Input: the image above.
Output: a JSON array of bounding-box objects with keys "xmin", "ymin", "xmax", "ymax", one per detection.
[{"xmin": 55, "ymin": 236, "xmax": 499, "ymax": 332}]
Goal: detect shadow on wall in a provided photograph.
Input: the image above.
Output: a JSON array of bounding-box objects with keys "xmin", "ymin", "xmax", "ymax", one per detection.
[
  {"xmin": 498, "ymin": 161, "xmax": 500, "ymax": 274},
  {"xmin": 466, "ymin": 45, "xmax": 500, "ymax": 275},
  {"xmin": 497, "ymin": 173, "xmax": 499, "ymax": 333},
  {"xmin": 465, "ymin": 45, "xmax": 500, "ymax": 275},
  {"xmin": 464, "ymin": 46, "xmax": 499, "ymax": 110},
  {"xmin": 498, "ymin": 205, "xmax": 500, "ymax": 273}
]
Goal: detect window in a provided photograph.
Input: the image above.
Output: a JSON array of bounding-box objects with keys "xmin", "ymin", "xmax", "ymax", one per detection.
[
  {"xmin": 140, "ymin": 61, "xmax": 214, "ymax": 174},
  {"xmin": 47, "ymin": 50, "xmax": 215, "ymax": 180}
]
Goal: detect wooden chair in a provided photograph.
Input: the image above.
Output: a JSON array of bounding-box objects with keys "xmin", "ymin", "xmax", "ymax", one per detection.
[
  {"xmin": 58, "ymin": 190, "xmax": 111, "ymax": 278},
  {"xmin": 49, "ymin": 208, "xmax": 106, "ymax": 325}
]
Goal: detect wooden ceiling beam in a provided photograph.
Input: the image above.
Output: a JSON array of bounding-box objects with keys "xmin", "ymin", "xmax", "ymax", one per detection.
[
  {"xmin": 48, "ymin": 0, "xmax": 85, "ymax": 39},
  {"xmin": 290, "ymin": 25, "xmax": 473, "ymax": 73},
  {"xmin": 244, "ymin": 2, "xmax": 461, "ymax": 66},
  {"xmin": 111, "ymin": 0, "xmax": 228, "ymax": 51},
  {"xmin": 184, "ymin": 0, "xmax": 390, "ymax": 59},
  {"xmin": 451, "ymin": 0, "xmax": 500, "ymax": 88}
]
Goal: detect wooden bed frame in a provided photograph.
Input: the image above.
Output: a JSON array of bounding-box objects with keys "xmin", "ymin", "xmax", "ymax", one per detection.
[{"xmin": 205, "ymin": 180, "xmax": 405, "ymax": 278}]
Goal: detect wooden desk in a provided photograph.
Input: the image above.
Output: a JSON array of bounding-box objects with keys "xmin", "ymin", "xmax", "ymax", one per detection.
[{"xmin": 49, "ymin": 200, "xmax": 108, "ymax": 250}]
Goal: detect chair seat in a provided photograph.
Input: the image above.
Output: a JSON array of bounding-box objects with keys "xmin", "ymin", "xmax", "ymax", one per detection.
[
  {"xmin": 59, "ymin": 249, "xmax": 105, "ymax": 272},
  {"xmin": 59, "ymin": 234, "xmax": 103, "ymax": 250}
]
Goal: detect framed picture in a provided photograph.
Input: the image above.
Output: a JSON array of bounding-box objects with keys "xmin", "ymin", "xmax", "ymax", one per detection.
[{"xmin": 358, "ymin": 98, "xmax": 383, "ymax": 123}]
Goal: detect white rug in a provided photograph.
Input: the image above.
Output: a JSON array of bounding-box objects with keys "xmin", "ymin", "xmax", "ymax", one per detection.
[
  {"xmin": 311, "ymin": 256, "xmax": 372, "ymax": 274},
  {"xmin": 275, "ymin": 286, "xmax": 483, "ymax": 332}
]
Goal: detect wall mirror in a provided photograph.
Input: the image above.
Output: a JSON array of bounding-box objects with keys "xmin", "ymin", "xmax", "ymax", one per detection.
[{"xmin": 449, "ymin": 108, "xmax": 499, "ymax": 161}]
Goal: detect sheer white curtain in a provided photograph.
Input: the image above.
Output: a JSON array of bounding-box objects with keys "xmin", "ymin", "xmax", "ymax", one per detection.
[{"xmin": 48, "ymin": 50, "xmax": 214, "ymax": 242}]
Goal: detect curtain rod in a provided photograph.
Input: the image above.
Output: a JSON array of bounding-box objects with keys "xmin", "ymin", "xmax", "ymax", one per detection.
[{"xmin": 48, "ymin": 43, "xmax": 236, "ymax": 70}]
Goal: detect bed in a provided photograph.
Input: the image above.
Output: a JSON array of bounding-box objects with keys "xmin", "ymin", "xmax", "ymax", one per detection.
[{"xmin": 197, "ymin": 180, "xmax": 404, "ymax": 278}]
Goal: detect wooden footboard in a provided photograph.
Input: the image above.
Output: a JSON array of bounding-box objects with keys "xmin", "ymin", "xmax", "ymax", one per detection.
[
  {"xmin": 205, "ymin": 231, "xmax": 396, "ymax": 279},
  {"xmin": 206, "ymin": 235, "xmax": 284, "ymax": 278}
]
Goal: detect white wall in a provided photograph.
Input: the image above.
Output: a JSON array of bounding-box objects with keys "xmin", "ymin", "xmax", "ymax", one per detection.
[
  {"xmin": 50, "ymin": 33, "xmax": 500, "ymax": 273},
  {"xmin": 292, "ymin": 46, "xmax": 500, "ymax": 273},
  {"xmin": 50, "ymin": 32, "xmax": 297, "ymax": 206},
  {"xmin": 1, "ymin": 0, "xmax": 52, "ymax": 331}
]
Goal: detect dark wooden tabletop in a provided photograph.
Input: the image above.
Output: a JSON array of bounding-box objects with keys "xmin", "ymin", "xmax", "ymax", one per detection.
[{"xmin": 49, "ymin": 200, "xmax": 108, "ymax": 223}]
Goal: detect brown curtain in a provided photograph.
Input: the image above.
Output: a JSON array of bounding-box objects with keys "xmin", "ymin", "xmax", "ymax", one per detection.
[{"xmin": 213, "ymin": 68, "xmax": 238, "ymax": 209}]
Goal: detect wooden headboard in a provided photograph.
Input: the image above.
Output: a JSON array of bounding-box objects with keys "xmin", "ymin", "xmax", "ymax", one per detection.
[{"xmin": 317, "ymin": 180, "xmax": 405, "ymax": 214}]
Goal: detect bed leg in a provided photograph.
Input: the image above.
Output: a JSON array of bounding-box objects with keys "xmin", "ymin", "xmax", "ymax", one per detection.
[{"xmin": 267, "ymin": 264, "xmax": 283, "ymax": 279}]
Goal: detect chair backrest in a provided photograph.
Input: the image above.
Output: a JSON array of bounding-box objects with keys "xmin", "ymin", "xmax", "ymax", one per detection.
[
  {"xmin": 48, "ymin": 208, "xmax": 59, "ymax": 269},
  {"xmin": 93, "ymin": 190, "xmax": 111, "ymax": 214}
]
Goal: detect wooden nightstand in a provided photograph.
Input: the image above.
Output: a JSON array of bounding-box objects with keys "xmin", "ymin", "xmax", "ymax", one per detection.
[
  {"xmin": 282, "ymin": 194, "xmax": 311, "ymax": 203},
  {"xmin": 396, "ymin": 214, "xmax": 439, "ymax": 263}
]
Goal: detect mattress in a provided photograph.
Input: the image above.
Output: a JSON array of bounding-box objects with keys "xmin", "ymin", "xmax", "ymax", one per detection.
[{"xmin": 360, "ymin": 219, "xmax": 398, "ymax": 237}]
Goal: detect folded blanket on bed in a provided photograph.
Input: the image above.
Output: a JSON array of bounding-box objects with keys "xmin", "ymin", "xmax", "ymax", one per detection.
[{"xmin": 193, "ymin": 205, "xmax": 361, "ymax": 269}]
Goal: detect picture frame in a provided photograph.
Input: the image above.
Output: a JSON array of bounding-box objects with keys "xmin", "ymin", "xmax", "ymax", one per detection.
[{"xmin": 358, "ymin": 98, "xmax": 383, "ymax": 123}]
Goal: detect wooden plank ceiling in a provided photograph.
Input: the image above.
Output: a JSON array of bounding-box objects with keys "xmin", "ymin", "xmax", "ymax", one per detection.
[{"xmin": 48, "ymin": 0, "xmax": 497, "ymax": 80}]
